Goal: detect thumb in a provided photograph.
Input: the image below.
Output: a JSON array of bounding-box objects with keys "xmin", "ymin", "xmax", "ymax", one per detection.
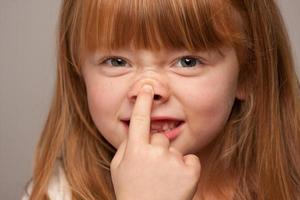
[{"xmin": 110, "ymin": 140, "xmax": 127, "ymax": 170}]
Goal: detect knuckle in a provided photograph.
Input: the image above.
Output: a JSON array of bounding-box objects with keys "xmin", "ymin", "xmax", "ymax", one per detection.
[
  {"xmin": 126, "ymin": 145, "xmax": 140, "ymax": 157},
  {"xmin": 110, "ymin": 159, "xmax": 117, "ymax": 171},
  {"xmin": 150, "ymin": 134, "xmax": 170, "ymax": 148},
  {"xmin": 168, "ymin": 153, "xmax": 183, "ymax": 166},
  {"xmin": 161, "ymin": 134, "xmax": 169, "ymax": 142},
  {"xmin": 151, "ymin": 133, "xmax": 168, "ymax": 141},
  {"xmin": 152, "ymin": 146, "xmax": 167, "ymax": 157},
  {"xmin": 169, "ymin": 147, "xmax": 182, "ymax": 156},
  {"xmin": 185, "ymin": 156, "xmax": 201, "ymax": 177}
]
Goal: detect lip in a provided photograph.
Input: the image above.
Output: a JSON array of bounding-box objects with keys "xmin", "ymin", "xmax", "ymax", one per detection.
[
  {"xmin": 120, "ymin": 116, "xmax": 185, "ymax": 141},
  {"xmin": 160, "ymin": 122, "xmax": 184, "ymax": 140},
  {"xmin": 121, "ymin": 116, "xmax": 184, "ymax": 122}
]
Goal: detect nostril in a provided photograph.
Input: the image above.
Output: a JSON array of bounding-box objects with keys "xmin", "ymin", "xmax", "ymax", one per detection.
[{"xmin": 153, "ymin": 94, "xmax": 161, "ymax": 100}]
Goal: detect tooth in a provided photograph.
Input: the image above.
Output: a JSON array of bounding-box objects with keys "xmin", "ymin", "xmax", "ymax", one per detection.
[
  {"xmin": 150, "ymin": 121, "xmax": 179, "ymax": 134},
  {"xmin": 151, "ymin": 123, "xmax": 161, "ymax": 130},
  {"xmin": 162, "ymin": 123, "xmax": 169, "ymax": 131},
  {"xmin": 151, "ymin": 129, "xmax": 159, "ymax": 133},
  {"xmin": 164, "ymin": 128, "xmax": 170, "ymax": 133},
  {"xmin": 170, "ymin": 123, "xmax": 175, "ymax": 129},
  {"xmin": 168, "ymin": 123, "xmax": 174, "ymax": 130}
]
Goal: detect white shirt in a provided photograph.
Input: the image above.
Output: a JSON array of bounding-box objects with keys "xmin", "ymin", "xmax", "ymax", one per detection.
[{"xmin": 21, "ymin": 160, "xmax": 71, "ymax": 200}]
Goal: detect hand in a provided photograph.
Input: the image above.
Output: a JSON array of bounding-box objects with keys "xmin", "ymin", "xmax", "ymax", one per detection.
[{"xmin": 110, "ymin": 85, "xmax": 201, "ymax": 200}]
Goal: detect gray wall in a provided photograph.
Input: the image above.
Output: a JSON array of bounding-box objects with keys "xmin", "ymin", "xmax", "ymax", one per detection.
[
  {"xmin": 0, "ymin": 1, "xmax": 61, "ymax": 199},
  {"xmin": 0, "ymin": 1, "xmax": 299, "ymax": 200}
]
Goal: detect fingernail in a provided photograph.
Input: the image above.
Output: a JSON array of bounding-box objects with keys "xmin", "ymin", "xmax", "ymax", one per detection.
[{"xmin": 142, "ymin": 85, "xmax": 153, "ymax": 94}]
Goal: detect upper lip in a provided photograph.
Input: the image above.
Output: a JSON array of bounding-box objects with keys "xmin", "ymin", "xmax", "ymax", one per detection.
[{"xmin": 121, "ymin": 116, "xmax": 184, "ymax": 123}]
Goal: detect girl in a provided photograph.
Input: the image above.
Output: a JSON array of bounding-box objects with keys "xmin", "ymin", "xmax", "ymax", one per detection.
[{"xmin": 23, "ymin": 0, "xmax": 300, "ymax": 199}]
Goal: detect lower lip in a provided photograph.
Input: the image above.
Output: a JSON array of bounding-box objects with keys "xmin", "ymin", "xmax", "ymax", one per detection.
[
  {"xmin": 159, "ymin": 123, "xmax": 184, "ymax": 140},
  {"xmin": 122, "ymin": 122, "xmax": 184, "ymax": 141}
]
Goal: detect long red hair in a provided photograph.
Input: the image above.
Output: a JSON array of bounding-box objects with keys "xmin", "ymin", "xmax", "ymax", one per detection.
[{"xmin": 28, "ymin": 0, "xmax": 300, "ymax": 199}]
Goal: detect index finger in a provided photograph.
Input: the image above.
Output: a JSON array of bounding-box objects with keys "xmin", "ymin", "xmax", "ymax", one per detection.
[{"xmin": 128, "ymin": 84, "xmax": 154, "ymax": 146}]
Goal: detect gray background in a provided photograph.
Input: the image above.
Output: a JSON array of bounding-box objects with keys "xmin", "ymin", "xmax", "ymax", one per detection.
[{"xmin": 0, "ymin": 1, "xmax": 299, "ymax": 200}]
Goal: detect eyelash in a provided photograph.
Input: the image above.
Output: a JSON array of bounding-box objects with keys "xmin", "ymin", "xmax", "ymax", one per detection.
[{"xmin": 100, "ymin": 56, "xmax": 205, "ymax": 68}]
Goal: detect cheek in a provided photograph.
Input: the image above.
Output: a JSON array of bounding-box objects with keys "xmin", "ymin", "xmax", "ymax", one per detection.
[
  {"xmin": 84, "ymin": 78, "xmax": 128, "ymax": 148},
  {"xmin": 172, "ymin": 74, "xmax": 238, "ymax": 154},
  {"xmin": 87, "ymin": 81, "xmax": 119, "ymax": 118},
  {"xmin": 194, "ymin": 81, "xmax": 237, "ymax": 117},
  {"xmin": 195, "ymin": 87, "xmax": 236, "ymax": 128},
  {"xmin": 176, "ymin": 72, "xmax": 238, "ymax": 137}
]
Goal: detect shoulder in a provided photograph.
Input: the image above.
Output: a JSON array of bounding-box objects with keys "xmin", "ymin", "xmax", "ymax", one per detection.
[
  {"xmin": 21, "ymin": 160, "xmax": 72, "ymax": 200},
  {"xmin": 47, "ymin": 160, "xmax": 72, "ymax": 200}
]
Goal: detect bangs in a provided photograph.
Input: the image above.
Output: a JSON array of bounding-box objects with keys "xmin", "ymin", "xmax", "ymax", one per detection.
[{"xmin": 80, "ymin": 0, "xmax": 245, "ymax": 52}]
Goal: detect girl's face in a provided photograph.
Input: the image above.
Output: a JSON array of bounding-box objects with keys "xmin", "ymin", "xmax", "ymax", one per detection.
[{"xmin": 82, "ymin": 47, "xmax": 241, "ymax": 156}]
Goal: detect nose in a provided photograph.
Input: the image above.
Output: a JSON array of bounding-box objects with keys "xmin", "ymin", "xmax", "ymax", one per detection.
[{"xmin": 127, "ymin": 76, "xmax": 171, "ymax": 105}]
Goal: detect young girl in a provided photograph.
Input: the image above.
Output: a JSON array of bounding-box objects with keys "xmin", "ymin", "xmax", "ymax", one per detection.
[{"xmin": 23, "ymin": 0, "xmax": 300, "ymax": 199}]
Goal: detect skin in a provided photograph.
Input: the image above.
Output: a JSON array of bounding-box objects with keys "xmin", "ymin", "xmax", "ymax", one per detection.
[
  {"xmin": 110, "ymin": 85, "xmax": 201, "ymax": 200},
  {"xmin": 82, "ymin": 47, "xmax": 241, "ymax": 199}
]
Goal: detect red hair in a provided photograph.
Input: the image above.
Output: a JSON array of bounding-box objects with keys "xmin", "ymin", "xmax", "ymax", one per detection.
[{"xmin": 28, "ymin": 0, "xmax": 300, "ymax": 199}]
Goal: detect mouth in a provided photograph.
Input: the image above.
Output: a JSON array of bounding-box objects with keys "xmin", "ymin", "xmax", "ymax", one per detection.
[{"xmin": 121, "ymin": 118, "xmax": 185, "ymax": 140}]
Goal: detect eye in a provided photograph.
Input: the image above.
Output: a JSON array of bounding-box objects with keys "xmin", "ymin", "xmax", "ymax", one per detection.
[
  {"xmin": 176, "ymin": 56, "xmax": 204, "ymax": 68},
  {"xmin": 102, "ymin": 57, "xmax": 128, "ymax": 67}
]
